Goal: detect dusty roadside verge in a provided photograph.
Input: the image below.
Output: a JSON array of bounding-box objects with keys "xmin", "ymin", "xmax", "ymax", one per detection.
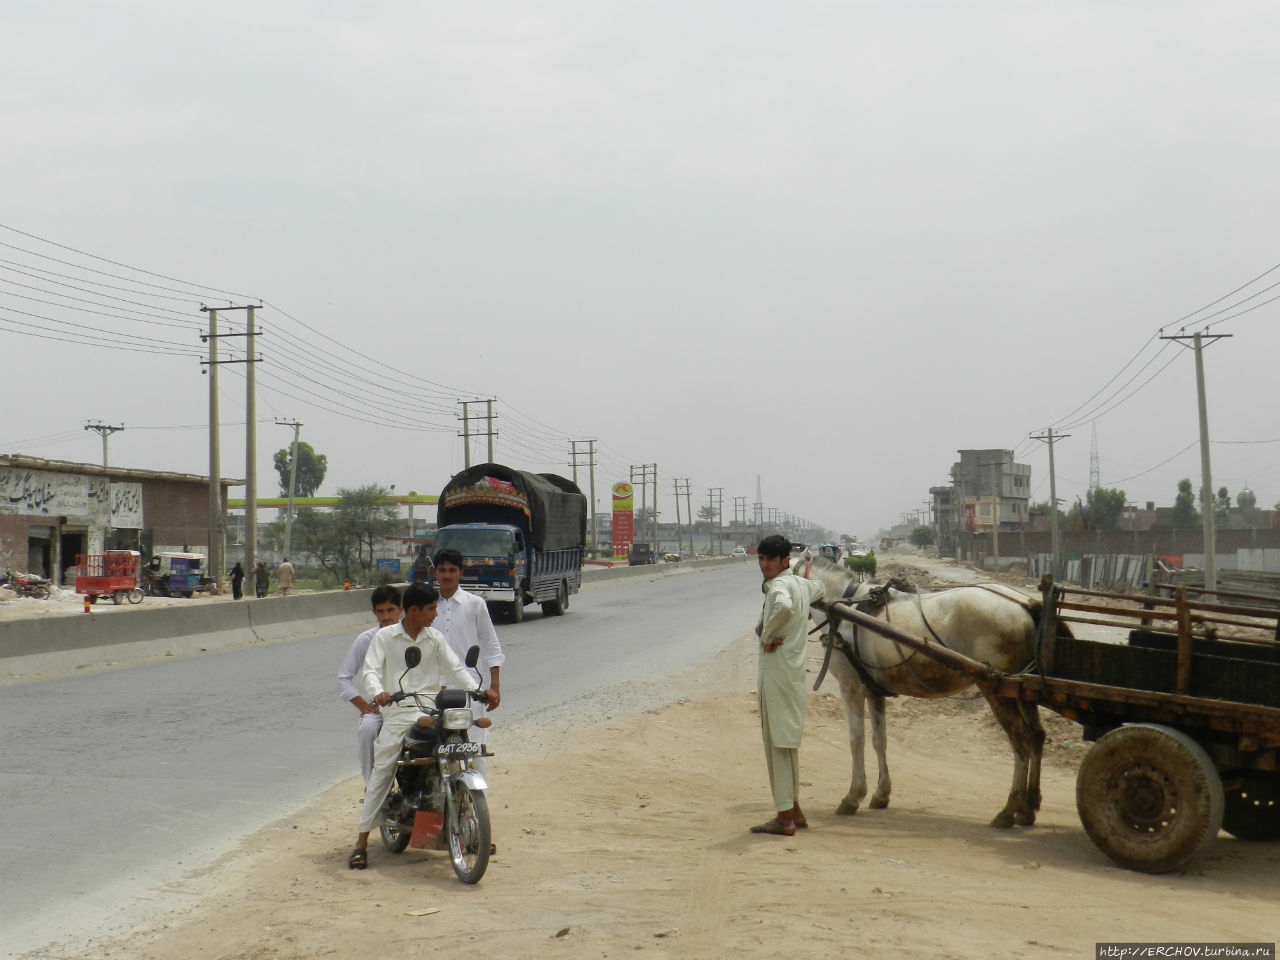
[{"xmin": 25, "ymin": 626, "xmax": 1279, "ymax": 960}]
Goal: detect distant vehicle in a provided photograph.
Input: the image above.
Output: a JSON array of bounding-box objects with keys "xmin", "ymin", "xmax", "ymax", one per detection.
[
  {"xmin": 790, "ymin": 543, "xmax": 807, "ymax": 555},
  {"xmin": 732, "ymin": 546, "xmax": 748, "ymax": 559},
  {"xmin": 408, "ymin": 543, "xmax": 435, "ymax": 582},
  {"xmin": 663, "ymin": 552, "xmax": 681, "ymax": 563},
  {"xmin": 628, "ymin": 542, "xmax": 655, "ymax": 566},
  {"xmin": 145, "ymin": 551, "xmax": 210, "ymax": 598},
  {"xmin": 434, "ymin": 463, "xmax": 585, "ymax": 623}
]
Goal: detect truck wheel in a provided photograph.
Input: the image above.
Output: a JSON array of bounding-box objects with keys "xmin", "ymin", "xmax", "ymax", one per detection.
[
  {"xmin": 1076, "ymin": 724, "xmax": 1223, "ymax": 873},
  {"xmin": 541, "ymin": 580, "xmax": 569, "ymax": 617},
  {"xmin": 509, "ymin": 599, "xmax": 524, "ymax": 623}
]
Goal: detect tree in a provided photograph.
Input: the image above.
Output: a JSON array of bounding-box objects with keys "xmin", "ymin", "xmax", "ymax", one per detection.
[
  {"xmin": 1171, "ymin": 478, "xmax": 1198, "ymax": 529},
  {"xmin": 291, "ymin": 506, "xmax": 359, "ymax": 581},
  {"xmin": 1085, "ymin": 487, "xmax": 1127, "ymax": 531},
  {"xmin": 273, "ymin": 442, "xmax": 327, "ymax": 498},
  {"xmin": 909, "ymin": 525, "xmax": 935, "ymax": 548},
  {"xmin": 697, "ymin": 504, "xmax": 720, "ymax": 522},
  {"xmin": 336, "ymin": 484, "xmax": 400, "ymax": 571}
]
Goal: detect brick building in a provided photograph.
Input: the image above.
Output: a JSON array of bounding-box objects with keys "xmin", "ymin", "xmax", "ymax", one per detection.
[{"xmin": 0, "ymin": 454, "xmax": 237, "ymax": 585}]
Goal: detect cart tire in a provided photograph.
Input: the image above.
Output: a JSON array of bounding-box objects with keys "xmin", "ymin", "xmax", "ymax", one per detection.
[
  {"xmin": 1076, "ymin": 723, "xmax": 1223, "ymax": 874},
  {"xmin": 1222, "ymin": 773, "xmax": 1280, "ymax": 842},
  {"xmin": 127, "ymin": 588, "xmax": 144, "ymax": 604},
  {"xmin": 88, "ymin": 595, "xmax": 97, "ymax": 605},
  {"xmin": 112, "ymin": 591, "xmax": 124, "ymax": 605}
]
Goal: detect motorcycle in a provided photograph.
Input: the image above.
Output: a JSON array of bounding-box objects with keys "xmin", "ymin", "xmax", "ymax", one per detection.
[
  {"xmin": 378, "ymin": 644, "xmax": 494, "ymax": 884},
  {"xmin": 2, "ymin": 571, "xmax": 51, "ymax": 599}
]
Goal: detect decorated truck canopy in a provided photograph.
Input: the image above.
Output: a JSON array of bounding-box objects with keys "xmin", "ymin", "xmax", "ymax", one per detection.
[{"xmin": 437, "ymin": 463, "xmax": 586, "ymax": 551}]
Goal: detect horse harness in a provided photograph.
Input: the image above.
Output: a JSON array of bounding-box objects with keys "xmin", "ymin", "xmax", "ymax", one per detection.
[{"xmin": 810, "ymin": 577, "xmax": 955, "ymax": 697}]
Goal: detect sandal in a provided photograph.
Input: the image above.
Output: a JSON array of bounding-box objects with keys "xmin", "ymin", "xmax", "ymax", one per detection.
[
  {"xmin": 348, "ymin": 847, "xmax": 368, "ymax": 870},
  {"xmin": 749, "ymin": 817, "xmax": 796, "ymax": 837}
]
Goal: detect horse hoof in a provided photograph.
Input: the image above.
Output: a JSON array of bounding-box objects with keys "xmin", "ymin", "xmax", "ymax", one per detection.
[
  {"xmin": 868, "ymin": 796, "xmax": 889, "ymax": 810},
  {"xmin": 836, "ymin": 800, "xmax": 860, "ymax": 816},
  {"xmin": 1013, "ymin": 811, "xmax": 1036, "ymax": 827},
  {"xmin": 990, "ymin": 811, "xmax": 1015, "ymax": 829}
]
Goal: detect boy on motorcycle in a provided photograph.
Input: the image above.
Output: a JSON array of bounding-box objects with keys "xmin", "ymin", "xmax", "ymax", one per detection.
[{"xmin": 348, "ymin": 581, "xmax": 494, "ymax": 870}]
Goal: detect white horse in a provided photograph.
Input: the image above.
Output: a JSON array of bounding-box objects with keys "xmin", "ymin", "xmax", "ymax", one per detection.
[{"xmin": 796, "ymin": 556, "xmax": 1061, "ymax": 829}]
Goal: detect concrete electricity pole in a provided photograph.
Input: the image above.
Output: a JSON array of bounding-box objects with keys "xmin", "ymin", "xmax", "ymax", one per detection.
[
  {"xmin": 1031, "ymin": 428, "xmax": 1069, "ymax": 580},
  {"xmin": 201, "ymin": 308, "xmax": 224, "ymax": 595},
  {"xmin": 275, "ymin": 419, "xmax": 303, "ymax": 558},
  {"xmin": 570, "ymin": 440, "xmax": 598, "ymax": 556},
  {"xmin": 84, "ymin": 421, "xmax": 124, "ymax": 470},
  {"xmin": 1161, "ymin": 330, "xmax": 1231, "ymax": 593}
]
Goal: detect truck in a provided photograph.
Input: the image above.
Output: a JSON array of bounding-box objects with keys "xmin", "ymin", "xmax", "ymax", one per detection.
[{"xmin": 433, "ymin": 462, "xmax": 586, "ymax": 623}]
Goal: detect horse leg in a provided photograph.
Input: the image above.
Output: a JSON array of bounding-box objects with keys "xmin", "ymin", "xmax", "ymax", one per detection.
[
  {"xmin": 1020, "ymin": 698, "xmax": 1045, "ymax": 820},
  {"xmin": 980, "ymin": 691, "xmax": 1036, "ymax": 828},
  {"xmin": 866, "ymin": 694, "xmax": 891, "ymax": 808},
  {"xmin": 835, "ymin": 677, "xmax": 869, "ymax": 816}
]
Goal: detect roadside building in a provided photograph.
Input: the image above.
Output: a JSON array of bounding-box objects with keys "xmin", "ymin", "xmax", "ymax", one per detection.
[{"xmin": 0, "ymin": 454, "xmax": 236, "ymax": 585}]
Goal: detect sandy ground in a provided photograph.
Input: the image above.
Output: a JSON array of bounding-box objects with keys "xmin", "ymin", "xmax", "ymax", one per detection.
[{"xmin": 23, "ymin": 602, "xmax": 1280, "ymax": 960}]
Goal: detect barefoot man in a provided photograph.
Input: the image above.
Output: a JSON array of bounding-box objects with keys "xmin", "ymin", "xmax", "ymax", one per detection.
[{"xmin": 750, "ymin": 535, "xmax": 825, "ymax": 837}]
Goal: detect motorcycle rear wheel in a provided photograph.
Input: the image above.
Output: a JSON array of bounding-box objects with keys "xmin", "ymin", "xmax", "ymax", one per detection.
[
  {"xmin": 380, "ymin": 782, "xmax": 412, "ymax": 853},
  {"xmin": 446, "ymin": 783, "xmax": 491, "ymax": 884}
]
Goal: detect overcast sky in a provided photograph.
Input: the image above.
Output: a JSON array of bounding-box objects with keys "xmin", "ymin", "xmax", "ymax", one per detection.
[{"xmin": 4, "ymin": 1, "xmax": 1280, "ymax": 539}]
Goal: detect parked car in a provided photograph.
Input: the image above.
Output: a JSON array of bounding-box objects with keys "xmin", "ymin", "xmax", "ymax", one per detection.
[{"xmin": 732, "ymin": 546, "xmax": 748, "ymax": 559}]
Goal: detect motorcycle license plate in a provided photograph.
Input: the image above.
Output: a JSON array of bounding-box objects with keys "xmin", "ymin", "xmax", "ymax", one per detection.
[{"xmin": 437, "ymin": 741, "xmax": 481, "ymax": 758}]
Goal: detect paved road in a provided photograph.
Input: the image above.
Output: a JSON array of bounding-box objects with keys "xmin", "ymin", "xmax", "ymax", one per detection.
[{"xmin": 1, "ymin": 563, "xmax": 759, "ymax": 957}]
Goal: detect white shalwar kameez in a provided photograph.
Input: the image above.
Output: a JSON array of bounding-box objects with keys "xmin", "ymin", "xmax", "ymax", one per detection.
[
  {"xmin": 356, "ymin": 621, "xmax": 478, "ymax": 834},
  {"xmin": 435, "ymin": 588, "xmax": 504, "ymax": 777},
  {"xmin": 337, "ymin": 625, "xmax": 383, "ymax": 783}
]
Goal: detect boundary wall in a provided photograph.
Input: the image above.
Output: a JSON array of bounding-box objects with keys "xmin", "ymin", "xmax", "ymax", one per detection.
[{"xmin": 1, "ymin": 557, "xmax": 741, "ymax": 665}]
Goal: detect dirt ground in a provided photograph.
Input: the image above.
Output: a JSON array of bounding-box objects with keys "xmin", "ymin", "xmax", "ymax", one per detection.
[{"xmin": 26, "ymin": 618, "xmax": 1280, "ymax": 960}]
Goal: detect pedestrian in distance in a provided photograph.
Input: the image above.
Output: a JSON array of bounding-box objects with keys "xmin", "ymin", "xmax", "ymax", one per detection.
[
  {"xmin": 229, "ymin": 562, "xmax": 245, "ymax": 600},
  {"xmin": 750, "ymin": 534, "xmax": 825, "ymax": 837},
  {"xmin": 277, "ymin": 557, "xmax": 295, "ymax": 595},
  {"xmin": 254, "ymin": 562, "xmax": 269, "ymax": 598}
]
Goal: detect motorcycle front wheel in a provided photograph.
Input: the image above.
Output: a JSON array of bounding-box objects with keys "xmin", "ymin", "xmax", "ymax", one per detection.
[
  {"xmin": 446, "ymin": 783, "xmax": 490, "ymax": 884},
  {"xmin": 379, "ymin": 782, "xmax": 412, "ymax": 853}
]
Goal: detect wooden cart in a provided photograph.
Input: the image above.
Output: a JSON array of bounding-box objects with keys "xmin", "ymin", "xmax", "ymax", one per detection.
[
  {"xmin": 74, "ymin": 551, "xmax": 144, "ymax": 605},
  {"xmin": 818, "ymin": 578, "xmax": 1280, "ymax": 874}
]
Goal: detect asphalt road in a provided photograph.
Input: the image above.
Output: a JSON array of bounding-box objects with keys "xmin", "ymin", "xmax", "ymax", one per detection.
[{"xmin": 1, "ymin": 562, "xmax": 758, "ymax": 958}]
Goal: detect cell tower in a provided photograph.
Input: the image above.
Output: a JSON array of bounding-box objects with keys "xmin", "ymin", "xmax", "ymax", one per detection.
[{"xmin": 1089, "ymin": 423, "xmax": 1100, "ymax": 492}]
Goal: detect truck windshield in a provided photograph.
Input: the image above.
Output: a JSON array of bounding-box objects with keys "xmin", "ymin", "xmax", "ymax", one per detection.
[{"xmin": 435, "ymin": 528, "xmax": 515, "ymax": 557}]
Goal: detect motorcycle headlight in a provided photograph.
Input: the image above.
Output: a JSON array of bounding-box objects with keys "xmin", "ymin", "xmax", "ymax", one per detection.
[{"xmin": 441, "ymin": 707, "xmax": 473, "ymax": 730}]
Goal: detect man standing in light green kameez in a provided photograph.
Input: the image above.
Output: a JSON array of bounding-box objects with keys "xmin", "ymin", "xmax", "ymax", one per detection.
[{"xmin": 751, "ymin": 535, "xmax": 826, "ymax": 837}]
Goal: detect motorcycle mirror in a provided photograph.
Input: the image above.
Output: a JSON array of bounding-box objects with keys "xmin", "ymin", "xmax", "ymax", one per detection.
[
  {"xmin": 404, "ymin": 646, "xmax": 422, "ymax": 669},
  {"xmin": 465, "ymin": 646, "xmax": 480, "ymax": 669}
]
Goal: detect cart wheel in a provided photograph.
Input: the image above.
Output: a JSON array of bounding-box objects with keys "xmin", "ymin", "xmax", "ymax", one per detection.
[
  {"xmin": 112, "ymin": 590, "xmax": 125, "ymax": 605},
  {"xmin": 1076, "ymin": 723, "xmax": 1223, "ymax": 874},
  {"xmin": 88, "ymin": 595, "xmax": 98, "ymax": 605},
  {"xmin": 1222, "ymin": 773, "xmax": 1280, "ymax": 842},
  {"xmin": 127, "ymin": 588, "xmax": 144, "ymax": 604}
]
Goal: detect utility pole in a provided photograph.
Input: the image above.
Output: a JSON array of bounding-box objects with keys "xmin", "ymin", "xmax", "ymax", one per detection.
[
  {"xmin": 1031, "ymin": 428, "xmax": 1069, "ymax": 580},
  {"xmin": 734, "ymin": 496, "xmax": 747, "ymax": 547},
  {"xmin": 980, "ymin": 457, "xmax": 1004, "ymax": 571},
  {"xmin": 1161, "ymin": 330, "xmax": 1231, "ymax": 593},
  {"xmin": 458, "ymin": 400, "xmax": 498, "ymax": 467},
  {"xmin": 570, "ymin": 440, "xmax": 598, "ymax": 556},
  {"xmin": 275, "ymin": 419, "xmax": 303, "ymax": 559},
  {"xmin": 709, "ymin": 487, "xmax": 724, "ymax": 555},
  {"xmin": 201, "ymin": 308, "xmax": 223, "ymax": 595},
  {"xmin": 201, "ymin": 304, "xmax": 260, "ymax": 591},
  {"xmin": 675, "ymin": 478, "xmax": 693, "ymax": 556},
  {"xmin": 84, "ymin": 421, "xmax": 124, "ymax": 470},
  {"xmin": 244, "ymin": 305, "xmax": 259, "ymax": 573}
]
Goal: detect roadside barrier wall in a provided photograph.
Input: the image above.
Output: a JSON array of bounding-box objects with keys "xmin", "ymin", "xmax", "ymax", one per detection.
[{"xmin": 0, "ymin": 557, "xmax": 743, "ymax": 663}]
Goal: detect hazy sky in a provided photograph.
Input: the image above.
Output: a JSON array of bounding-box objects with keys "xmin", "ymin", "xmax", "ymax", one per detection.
[{"xmin": 4, "ymin": 1, "xmax": 1280, "ymax": 539}]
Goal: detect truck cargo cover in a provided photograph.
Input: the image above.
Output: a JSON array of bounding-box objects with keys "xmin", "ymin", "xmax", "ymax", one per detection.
[{"xmin": 437, "ymin": 463, "xmax": 587, "ymax": 551}]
